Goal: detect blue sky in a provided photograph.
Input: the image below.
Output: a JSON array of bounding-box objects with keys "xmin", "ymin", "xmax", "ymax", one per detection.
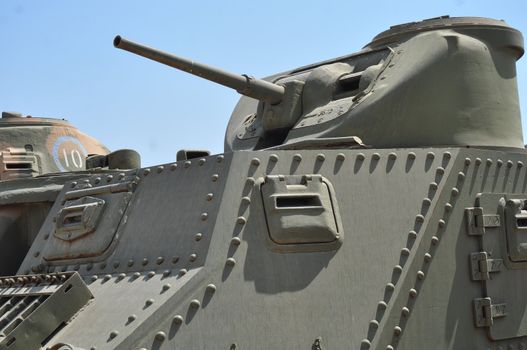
[{"xmin": 1, "ymin": 1, "xmax": 526, "ymax": 166}]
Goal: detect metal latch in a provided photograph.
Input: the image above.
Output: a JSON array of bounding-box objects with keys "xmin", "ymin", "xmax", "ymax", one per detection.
[
  {"xmin": 470, "ymin": 252, "xmax": 503, "ymax": 280},
  {"xmin": 465, "ymin": 207, "xmax": 501, "ymax": 236},
  {"xmin": 473, "ymin": 297, "xmax": 507, "ymax": 327}
]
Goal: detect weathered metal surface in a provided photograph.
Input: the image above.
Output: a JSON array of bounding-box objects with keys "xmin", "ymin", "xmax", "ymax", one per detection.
[{"xmin": 0, "ymin": 15, "xmax": 526, "ymax": 350}]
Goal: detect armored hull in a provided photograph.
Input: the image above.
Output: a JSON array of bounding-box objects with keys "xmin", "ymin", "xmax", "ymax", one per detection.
[{"xmin": 0, "ymin": 16, "xmax": 526, "ymax": 350}]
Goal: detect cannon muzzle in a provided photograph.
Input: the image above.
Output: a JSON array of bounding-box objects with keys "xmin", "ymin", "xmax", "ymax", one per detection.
[{"xmin": 113, "ymin": 36, "xmax": 284, "ymax": 105}]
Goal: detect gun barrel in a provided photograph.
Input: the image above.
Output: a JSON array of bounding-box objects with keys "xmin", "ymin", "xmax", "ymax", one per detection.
[{"xmin": 113, "ymin": 36, "xmax": 284, "ymax": 105}]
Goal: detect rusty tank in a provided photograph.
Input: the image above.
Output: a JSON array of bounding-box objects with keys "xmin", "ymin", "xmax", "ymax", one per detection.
[{"xmin": 0, "ymin": 16, "xmax": 526, "ymax": 350}]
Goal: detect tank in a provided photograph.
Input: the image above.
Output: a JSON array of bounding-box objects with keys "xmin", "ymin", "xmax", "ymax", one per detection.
[{"xmin": 0, "ymin": 15, "xmax": 526, "ymax": 350}]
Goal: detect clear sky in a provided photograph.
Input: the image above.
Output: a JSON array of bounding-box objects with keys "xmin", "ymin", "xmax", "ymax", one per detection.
[{"xmin": 1, "ymin": 1, "xmax": 526, "ymax": 166}]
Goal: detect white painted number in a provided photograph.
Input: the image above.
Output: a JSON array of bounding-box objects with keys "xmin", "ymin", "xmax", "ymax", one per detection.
[{"xmin": 62, "ymin": 149, "xmax": 83, "ymax": 169}]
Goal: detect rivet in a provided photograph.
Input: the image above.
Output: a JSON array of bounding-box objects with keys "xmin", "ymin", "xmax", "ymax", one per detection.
[
  {"xmin": 198, "ymin": 158, "xmax": 206, "ymax": 166},
  {"xmin": 163, "ymin": 270, "xmax": 171, "ymax": 277},
  {"xmin": 372, "ymin": 153, "xmax": 381, "ymax": 160},
  {"xmin": 464, "ymin": 158, "xmax": 471, "ymax": 166},
  {"xmin": 497, "ymin": 159, "xmax": 503, "ymax": 167},
  {"xmin": 402, "ymin": 307, "xmax": 410, "ymax": 317},
  {"xmin": 457, "ymin": 172, "xmax": 465, "ymax": 180},
  {"xmin": 417, "ymin": 271, "xmax": 425, "ymax": 280},
  {"xmin": 195, "ymin": 233, "xmax": 203, "ymax": 241},
  {"xmin": 170, "ymin": 163, "xmax": 177, "ymax": 170},
  {"xmin": 443, "ymin": 151, "xmax": 452, "ymax": 159},
  {"xmin": 173, "ymin": 315, "xmax": 184, "ymax": 324},
  {"xmin": 201, "ymin": 213, "xmax": 208, "ymax": 221},
  {"xmin": 127, "ymin": 314, "xmax": 137, "ymax": 324},
  {"xmin": 211, "ymin": 174, "xmax": 219, "ymax": 182},
  {"xmin": 436, "ymin": 167, "xmax": 445, "ymax": 175},
  {"xmin": 519, "ymin": 161, "xmax": 524, "ymax": 168},
  {"xmin": 143, "ymin": 168, "xmax": 151, "ymax": 176},
  {"xmin": 179, "ymin": 269, "xmax": 187, "ymax": 276},
  {"xmin": 336, "ymin": 153, "xmax": 346, "ymax": 161},
  {"xmin": 388, "ymin": 152, "xmax": 397, "ymax": 160},
  {"xmin": 486, "ymin": 158, "xmax": 493, "ymax": 166},
  {"xmin": 387, "ymin": 346, "xmax": 394, "ymax": 350},
  {"xmin": 147, "ymin": 271, "xmax": 155, "ymax": 279},
  {"xmin": 378, "ymin": 301, "xmax": 387, "ymax": 310},
  {"xmin": 357, "ymin": 153, "xmax": 366, "ymax": 161},
  {"xmin": 445, "ymin": 203, "xmax": 453, "ymax": 212},
  {"xmin": 409, "ymin": 288, "xmax": 418, "ymax": 298},
  {"xmin": 429, "ymin": 182, "xmax": 438, "ymax": 190},
  {"xmin": 71, "ymin": 181, "xmax": 78, "ymax": 188},
  {"xmin": 155, "ymin": 331, "xmax": 167, "ymax": 342},
  {"xmin": 117, "ymin": 273, "xmax": 126, "ymax": 281},
  {"xmin": 393, "ymin": 265, "xmax": 403, "ymax": 273},
  {"xmin": 361, "ymin": 339, "xmax": 371, "ymax": 348},
  {"xmin": 162, "ymin": 283, "xmax": 171, "ymax": 292},
  {"xmin": 189, "ymin": 254, "xmax": 197, "ymax": 262},
  {"xmin": 451, "ymin": 188, "xmax": 459, "ymax": 196},
  {"xmin": 216, "ymin": 155, "xmax": 224, "ymax": 163},
  {"xmin": 156, "ymin": 256, "xmax": 164, "ymax": 265},
  {"xmin": 251, "ymin": 157, "xmax": 260, "ymax": 166},
  {"xmin": 90, "ymin": 275, "xmax": 98, "ymax": 282},
  {"xmin": 172, "ymin": 256, "xmax": 180, "ymax": 264},
  {"xmin": 142, "ymin": 258, "xmax": 149, "ymax": 266},
  {"xmin": 475, "ymin": 158, "xmax": 482, "ymax": 165},
  {"xmin": 109, "ymin": 330, "xmax": 119, "ymax": 339},
  {"xmin": 184, "ymin": 161, "xmax": 191, "ymax": 168},
  {"xmin": 269, "ymin": 154, "xmax": 279, "ymax": 162},
  {"xmin": 190, "ymin": 299, "xmax": 201, "ymax": 308},
  {"xmin": 237, "ymin": 216, "xmax": 246, "ymax": 225},
  {"xmin": 438, "ymin": 219, "xmax": 446, "ymax": 227},
  {"xmin": 408, "ymin": 230, "xmax": 417, "ymax": 239},
  {"xmin": 206, "ymin": 193, "xmax": 214, "ymax": 201},
  {"xmin": 113, "ymin": 261, "xmax": 120, "ymax": 269},
  {"xmin": 94, "ymin": 177, "xmax": 101, "ymax": 184},
  {"xmin": 241, "ymin": 196, "xmax": 251, "ymax": 205},
  {"xmin": 103, "ymin": 274, "xmax": 111, "ymax": 282},
  {"xmin": 127, "ymin": 259, "xmax": 134, "ymax": 267},
  {"xmin": 415, "ymin": 214, "xmax": 425, "ymax": 222},
  {"xmin": 293, "ymin": 154, "xmax": 302, "ymax": 162},
  {"xmin": 424, "ymin": 253, "xmax": 432, "ymax": 262},
  {"xmin": 394, "ymin": 326, "xmax": 402, "ymax": 336},
  {"xmin": 408, "ymin": 152, "xmax": 416, "ymax": 160},
  {"xmin": 226, "ymin": 257, "xmax": 236, "ymax": 266},
  {"xmin": 145, "ymin": 299, "xmax": 154, "ymax": 307},
  {"xmin": 231, "ymin": 237, "xmax": 241, "ymax": 246},
  {"xmin": 156, "ymin": 166, "xmax": 164, "ymax": 173},
  {"xmin": 431, "ymin": 236, "xmax": 440, "ymax": 245},
  {"xmin": 507, "ymin": 160, "xmax": 514, "ymax": 168},
  {"xmin": 422, "ymin": 198, "xmax": 432, "ymax": 206},
  {"xmin": 401, "ymin": 248, "xmax": 410, "ymax": 256},
  {"xmin": 386, "ymin": 283, "xmax": 395, "ymax": 291},
  {"xmin": 206, "ymin": 284, "xmax": 217, "ymax": 293},
  {"xmin": 426, "ymin": 152, "xmax": 435, "ymax": 159},
  {"xmin": 316, "ymin": 154, "xmax": 325, "ymax": 161},
  {"xmin": 132, "ymin": 272, "xmax": 141, "ymax": 280}
]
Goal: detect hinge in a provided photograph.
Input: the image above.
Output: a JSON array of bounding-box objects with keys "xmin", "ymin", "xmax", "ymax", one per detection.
[
  {"xmin": 465, "ymin": 207, "xmax": 501, "ymax": 236},
  {"xmin": 470, "ymin": 252, "xmax": 503, "ymax": 281},
  {"xmin": 473, "ymin": 297, "xmax": 507, "ymax": 327}
]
